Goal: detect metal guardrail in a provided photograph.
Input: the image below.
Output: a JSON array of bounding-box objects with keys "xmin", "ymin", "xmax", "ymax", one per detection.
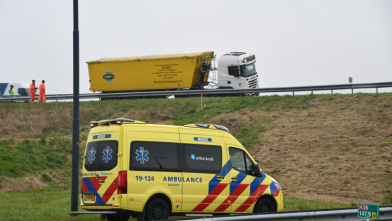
[
  {"xmin": 1, "ymin": 81, "xmax": 392, "ymax": 102},
  {"xmin": 175, "ymin": 207, "xmax": 392, "ymax": 221}
]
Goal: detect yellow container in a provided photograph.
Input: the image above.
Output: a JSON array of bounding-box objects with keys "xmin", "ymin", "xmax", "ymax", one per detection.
[{"xmin": 87, "ymin": 51, "xmax": 214, "ymax": 92}]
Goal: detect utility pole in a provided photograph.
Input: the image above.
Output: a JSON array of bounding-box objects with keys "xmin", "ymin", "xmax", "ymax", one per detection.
[{"xmin": 71, "ymin": 0, "xmax": 80, "ymax": 214}]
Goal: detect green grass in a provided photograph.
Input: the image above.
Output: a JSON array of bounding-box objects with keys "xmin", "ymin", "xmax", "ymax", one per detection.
[
  {"xmin": 0, "ymin": 138, "xmax": 84, "ymax": 178},
  {"xmin": 1, "ymin": 93, "xmax": 392, "ymax": 217},
  {"xmin": 1, "ymin": 93, "xmax": 391, "ymax": 179},
  {"xmin": 0, "ymin": 188, "xmax": 356, "ymax": 221},
  {"xmin": 0, "ymin": 188, "xmax": 97, "ymax": 221},
  {"xmin": 2, "ymin": 93, "xmax": 391, "ymax": 139},
  {"xmin": 284, "ymin": 198, "xmax": 356, "ymax": 211}
]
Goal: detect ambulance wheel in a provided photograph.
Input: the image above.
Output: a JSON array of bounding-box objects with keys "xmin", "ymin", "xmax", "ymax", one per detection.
[
  {"xmin": 145, "ymin": 198, "xmax": 169, "ymax": 220},
  {"xmin": 106, "ymin": 214, "xmax": 130, "ymax": 221},
  {"xmin": 254, "ymin": 198, "xmax": 275, "ymax": 213}
]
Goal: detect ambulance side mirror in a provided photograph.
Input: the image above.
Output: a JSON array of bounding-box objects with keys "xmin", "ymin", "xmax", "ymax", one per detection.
[{"xmin": 252, "ymin": 164, "xmax": 261, "ymax": 177}]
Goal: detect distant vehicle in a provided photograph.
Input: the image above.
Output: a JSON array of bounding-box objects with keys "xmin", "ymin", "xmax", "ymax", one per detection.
[
  {"xmin": 78, "ymin": 118, "xmax": 283, "ymax": 221},
  {"xmin": 0, "ymin": 83, "xmax": 37, "ymax": 97},
  {"xmin": 87, "ymin": 51, "xmax": 259, "ymax": 94}
]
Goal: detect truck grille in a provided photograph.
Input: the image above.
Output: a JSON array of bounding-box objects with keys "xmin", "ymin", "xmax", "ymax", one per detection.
[{"xmin": 248, "ymin": 78, "xmax": 258, "ymax": 88}]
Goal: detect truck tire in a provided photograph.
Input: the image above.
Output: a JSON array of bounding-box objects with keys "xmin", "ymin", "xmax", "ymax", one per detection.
[
  {"xmin": 254, "ymin": 198, "xmax": 275, "ymax": 213},
  {"xmin": 145, "ymin": 198, "xmax": 170, "ymax": 220}
]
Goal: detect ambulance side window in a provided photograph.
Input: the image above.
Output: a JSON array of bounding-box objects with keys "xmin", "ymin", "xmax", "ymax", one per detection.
[
  {"xmin": 229, "ymin": 147, "xmax": 254, "ymax": 175},
  {"xmin": 229, "ymin": 148, "xmax": 246, "ymax": 174},
  {"xmin": 130, "ymin": 141, "xmax": 181, "ymax": 172},
  {"xmin": 182, "ymin": 144, "xmax": 222, "ymax": 174}
]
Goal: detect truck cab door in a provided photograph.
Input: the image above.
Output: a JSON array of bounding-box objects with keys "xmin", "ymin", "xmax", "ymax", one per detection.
[{"xmin": 227, "ymin": 66, "xmax": 242, "ymax": 89}]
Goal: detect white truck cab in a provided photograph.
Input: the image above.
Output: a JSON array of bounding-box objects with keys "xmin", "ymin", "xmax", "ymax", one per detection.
[{"xmin": 216, "ymin": 52, "xmax": 258, "ymax": 90}]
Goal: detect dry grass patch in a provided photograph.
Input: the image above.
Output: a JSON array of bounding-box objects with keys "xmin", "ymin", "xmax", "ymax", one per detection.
[
  {"xmin": 0, "ymin": 177, "xmax": 48, "ymax": 192},
  {"xmin": 246, "ymin": 95, "xmax": 392, "ymax": 204}
]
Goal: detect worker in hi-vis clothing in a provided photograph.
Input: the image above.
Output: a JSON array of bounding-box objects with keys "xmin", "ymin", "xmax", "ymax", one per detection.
[
  {"xmin": 38, "ymin": 80, "xmax": 46, "ymax": 103},
  {"xmin": 30, "ymin": 80, "xmax": 38, "ymax": 103},
  {"xmin": 9, "ymin": 85, "xmax": 15, "ymax": 95}
]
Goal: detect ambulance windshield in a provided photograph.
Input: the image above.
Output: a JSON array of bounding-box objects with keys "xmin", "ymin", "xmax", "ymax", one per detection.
[{"xmin": 84, "ymin": 141, "xmax": 118, "ymax": 171}]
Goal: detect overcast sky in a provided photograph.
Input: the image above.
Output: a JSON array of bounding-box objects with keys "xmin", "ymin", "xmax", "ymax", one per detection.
[{"xmin": 1, "ymin": 0, "xmax": 391, "ymax": 95}]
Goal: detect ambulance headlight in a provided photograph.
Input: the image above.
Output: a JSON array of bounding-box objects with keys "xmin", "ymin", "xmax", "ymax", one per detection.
[{"xmin": 275, "ymin": 183, "xmax": 282, "ymax": 191}]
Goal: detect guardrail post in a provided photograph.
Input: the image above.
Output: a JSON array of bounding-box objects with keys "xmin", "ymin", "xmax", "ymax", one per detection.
[
  {"xmin": 331, "ymin": 90, "xmax": 333, "ymax": 94},
  {"xmin": 376, "ymin": 87, "xmax": 378, "ymax": 93},
  {"xmin": 352, "ymin": 88, "xmax": 353, "ymax": 95},
  {"xmin": 311, "ymin": 90, "xmax": 313, "ymax": 95},
  {"xmin": 293, "ymin": 91, "xmax": 294, "ymax": 96}
]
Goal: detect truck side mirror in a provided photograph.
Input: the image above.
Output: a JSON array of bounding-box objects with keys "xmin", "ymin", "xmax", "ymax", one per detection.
[{"xmin": 252, "ymin": 164, "xmax": 261, "ymax": 177}]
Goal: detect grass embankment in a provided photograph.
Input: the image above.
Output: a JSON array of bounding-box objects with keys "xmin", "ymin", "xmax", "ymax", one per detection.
[{"xmin": 0, "ymin": 93, "xmax": 391, "ymax": 219}]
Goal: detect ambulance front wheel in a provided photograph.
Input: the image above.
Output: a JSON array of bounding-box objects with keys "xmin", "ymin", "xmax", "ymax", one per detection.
[
  {"xmin": 145, "ymin": 198, "xmax": 170, "ymax": 220},
  {"xmin": 254, "ymin": 198, "xmax": 275, "ymax": 213}
]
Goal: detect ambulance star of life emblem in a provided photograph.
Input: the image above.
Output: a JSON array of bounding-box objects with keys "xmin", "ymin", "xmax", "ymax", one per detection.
[
  {"xmin": 135, "ymin": 147, "xmax": 149, "ymax": 164},
  {"xmin": 88, "ymin": 147, "xmax": 96, "ymax": 164},
  {"xmin": 102, "ymin": 146, "xmax": 113, "ymax": 163}
]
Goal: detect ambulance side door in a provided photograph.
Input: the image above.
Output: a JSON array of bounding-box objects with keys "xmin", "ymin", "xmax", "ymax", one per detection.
[
  {"xmin": 227, "ymin": 146, "xmax": 263, "ymax": 213},
  {"xmin": 126, "ymin": 125, "xmax": 182, "ymax": 213},
  {"xmin": 180, "ymin": 128, "xmax": 230, "ymax": 213}
]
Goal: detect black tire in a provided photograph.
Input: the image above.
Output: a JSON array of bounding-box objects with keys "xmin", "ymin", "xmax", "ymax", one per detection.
[
  {"xmin": 254, "ymin": 198, "xmax": 275, "ymax": 213},
  {"xmin": 106, "ymin": 214, "xmax": 130, "ymax": 221},
  {"xmin": 106, "ymin": 215, "xmax": 116, "ymax": 221},
  {"xmin": 145, "ymin": 198, "xmax": 170, "ymax": 221}
]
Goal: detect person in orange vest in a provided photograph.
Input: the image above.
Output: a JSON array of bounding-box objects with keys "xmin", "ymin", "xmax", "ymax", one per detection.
[
  {"xmin": 38, "ymin": 80, "xmax": 46, "ymax": 103},
  {"xmin": 30, "ymin": 80, "xmax": 38, "ymax": 103}
]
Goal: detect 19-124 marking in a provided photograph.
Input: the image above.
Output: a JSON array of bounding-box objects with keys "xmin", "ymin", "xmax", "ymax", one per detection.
[{"xmin": 136, "ymin": 176, "xmax": 155, "ymax": 181}]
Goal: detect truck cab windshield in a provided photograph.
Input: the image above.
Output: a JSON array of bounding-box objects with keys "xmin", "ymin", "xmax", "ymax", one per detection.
[{"xmin": 240, "ymin": 63, "xmax": 257, "ymax": 77}]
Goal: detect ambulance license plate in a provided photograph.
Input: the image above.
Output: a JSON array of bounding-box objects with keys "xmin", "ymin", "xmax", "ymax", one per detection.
[{"xmin": 85, "ymin": 194, "xmax": 95, "ymax": 201}]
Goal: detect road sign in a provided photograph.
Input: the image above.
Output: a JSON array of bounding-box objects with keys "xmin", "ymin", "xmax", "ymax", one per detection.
[
  {"xmin": 358, "ymin": 202, "xmax": 379, "ymax": 220},
  {"xmin": 349, "ymin": 77, "xmax": 353, "ymax": 84}
]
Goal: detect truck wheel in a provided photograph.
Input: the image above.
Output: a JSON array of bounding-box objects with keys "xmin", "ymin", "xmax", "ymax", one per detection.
[
  {"xmin": 145, "ymin": 198, "xmax": 169, "ymax": 220},
  {"xmin": 254, "ymin": 198, "xmax": 275, "ymax": 213}
]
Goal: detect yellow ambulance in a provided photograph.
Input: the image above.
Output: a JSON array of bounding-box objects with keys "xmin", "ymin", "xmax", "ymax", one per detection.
[{"xmin": 81, "ymin": 118, "xmax": 283, "ymax": 221}]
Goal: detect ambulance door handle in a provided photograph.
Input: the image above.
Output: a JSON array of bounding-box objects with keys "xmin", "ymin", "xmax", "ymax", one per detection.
[
  {"xmin": 231, "ymin": 177, "xmax": 239, "ymax": 181},
  {"xmin": 217, "ymin": 176, "xmax": 224, "ymax": 180}
]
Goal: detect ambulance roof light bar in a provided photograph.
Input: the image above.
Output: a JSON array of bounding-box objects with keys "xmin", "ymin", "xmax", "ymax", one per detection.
[
  {"xmin": 184, "ymin": 124, "xmax": 231, "ymax": 133},
  {"xmin": 90, "ymin": 118, "xmax": 145, "ymax": 128}
]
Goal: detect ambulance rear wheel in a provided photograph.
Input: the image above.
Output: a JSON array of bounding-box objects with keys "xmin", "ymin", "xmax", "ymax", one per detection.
[
  {"xmin": 106, "ymin": 214, "xmax": 130, "ymax": 221},
  {"xmin": 145, "ymin": 198, "xmax": 169, "ymax": 220},
  {"xmin": 254, "ymin": 198, "xmax": 275, "ymax": 213}
]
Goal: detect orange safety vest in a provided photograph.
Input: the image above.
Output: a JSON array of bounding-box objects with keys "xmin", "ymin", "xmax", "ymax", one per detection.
[
  {"xmin": 30, "ymin": 83, "xmax": 37, "ymax": 92},
  {"xmin": 39, "ymin": 83, "xmax": 45, "ymax": 93}
]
